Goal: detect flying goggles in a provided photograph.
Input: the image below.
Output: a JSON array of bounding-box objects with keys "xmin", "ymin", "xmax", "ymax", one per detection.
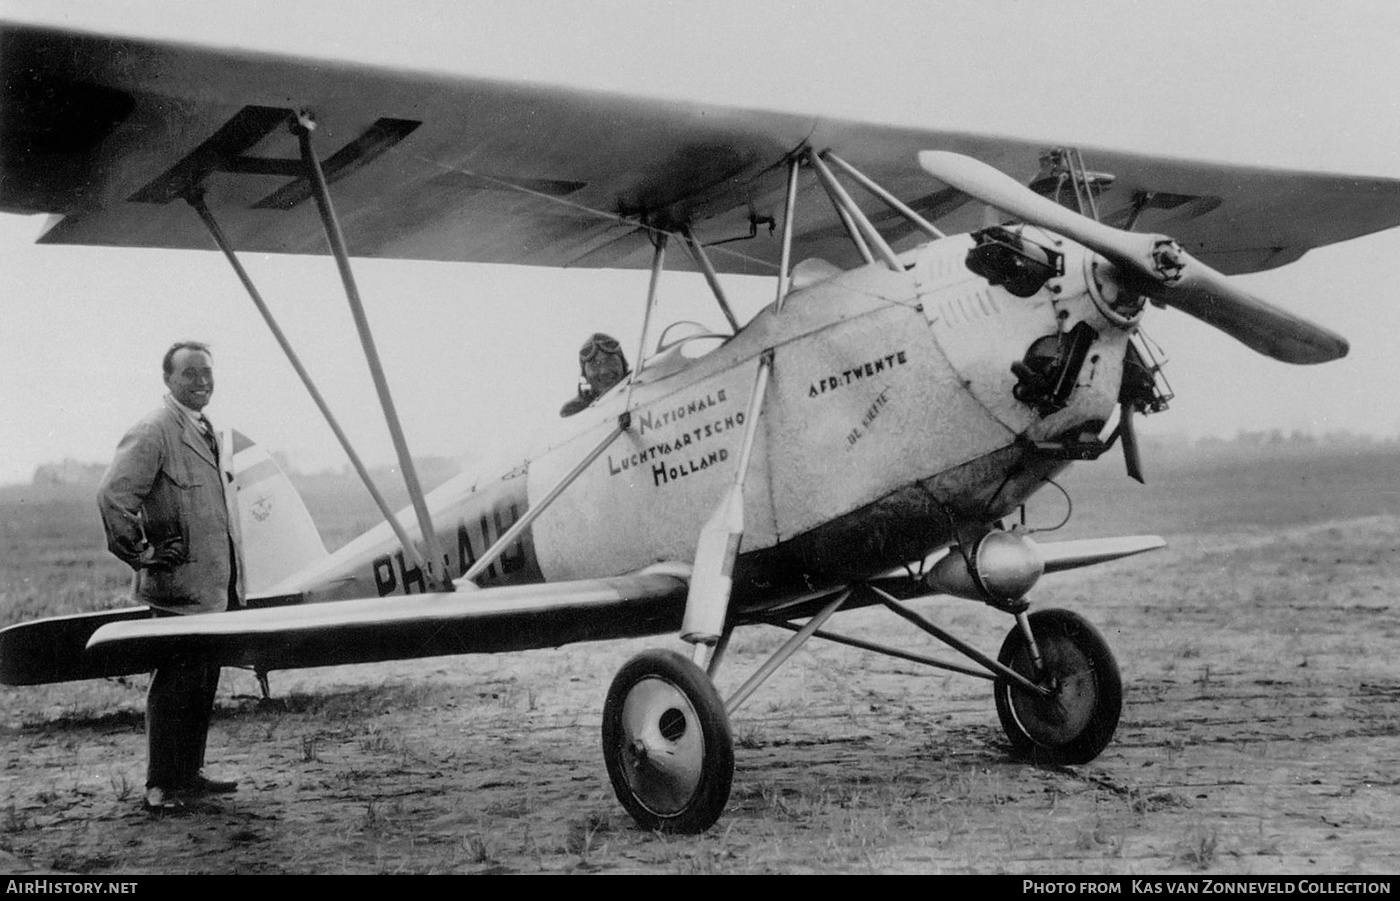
[{"xmin": 578, "ymin": 334, "xmax": 623, "ymax": 363}]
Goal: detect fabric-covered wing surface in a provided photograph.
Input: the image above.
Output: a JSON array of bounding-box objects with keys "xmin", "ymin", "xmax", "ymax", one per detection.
[
  {"xmin": 80, "ymin": 573, "xmax": 688, "ymax": 678},
  {"xmin": 5, "ymin": 23, "xmax": 1400, "ymax": 278}
]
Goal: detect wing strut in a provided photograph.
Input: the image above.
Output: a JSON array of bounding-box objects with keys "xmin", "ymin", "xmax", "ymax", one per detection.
[
  {"xmin": 621, "ymin": 232, "xmax": 668, "ymax": 412},
  {"xmin": 679, "ymin": 226, "xmax": 740, "ymax": 334},
  {"xmin": 681, "ymin": 347, "xmax": 774, "ymax": 667},
  {"xmin": 186, "ymin": 192, "xmax": 431, "ymax": 578},
  {"xmin": 823, "ymin": 151, "xmax": 946, "ymax": 241},
  {"xmin": 774, "ymin": 154, "xmax": 802, "ymax": 312},
  {"xmin": 675, "ymin": 155, "xmax": 804, "ymax": 664},
  {"xmin": 808, "ymin": 150, "xmax": 902, "ymax": 271},
  {"xmin": 462, "ymin": 415, "xmax": 630, "ymax": 584},
  {"xmin": 794, "ymin": 149, "xmax": 952, "ymax": 279},
  {"xmin": 294, "ymin": 113, "xmax": 453, "ymax": 591}
]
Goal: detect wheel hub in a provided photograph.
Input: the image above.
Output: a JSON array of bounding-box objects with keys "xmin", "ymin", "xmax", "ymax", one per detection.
[{"xmin": 617, "ymin": 677, "xmax": 706, "ymax": 816}]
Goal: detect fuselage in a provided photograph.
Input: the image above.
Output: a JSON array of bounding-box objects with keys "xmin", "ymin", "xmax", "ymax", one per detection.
[{"xmin": 267, "ymin": 230, "xmax": 1134, "ymax": 611}]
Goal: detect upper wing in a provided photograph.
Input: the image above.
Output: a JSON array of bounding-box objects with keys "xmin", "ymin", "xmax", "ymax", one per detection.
[
  {"xmin": 79, "ymin": 572, "xmax": 687, "ymax": 680},
  {"xmin": 5, "ymin": 22, "xmax": 1400, "ymax": 277}
]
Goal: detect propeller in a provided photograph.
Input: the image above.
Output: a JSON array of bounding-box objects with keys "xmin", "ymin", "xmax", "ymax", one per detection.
[{"xmin": 918, "ymin": 151, "xmax": 1349, "ymax": 365}]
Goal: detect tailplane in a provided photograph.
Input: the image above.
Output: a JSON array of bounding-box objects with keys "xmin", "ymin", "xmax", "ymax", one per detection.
[{"xmin": 227, "ymin": 430, "xmax": 328, "ymax": 595}]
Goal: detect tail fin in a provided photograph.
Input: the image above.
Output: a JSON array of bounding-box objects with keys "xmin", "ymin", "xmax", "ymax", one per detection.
[{"xmin": 228, "ymin": 430, "xmax": 328, "ymax": 595}]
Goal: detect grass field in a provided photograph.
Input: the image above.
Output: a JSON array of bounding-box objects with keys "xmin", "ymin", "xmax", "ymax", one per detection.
[{"xmin": 1, "ymin": 445, "xmax": 1397, "ymax": 873}]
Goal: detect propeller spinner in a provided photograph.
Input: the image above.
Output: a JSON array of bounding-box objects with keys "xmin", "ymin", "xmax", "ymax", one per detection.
[{"xmin": 918, "ymin": 151, "xmax": 1349, "ymax": 365}]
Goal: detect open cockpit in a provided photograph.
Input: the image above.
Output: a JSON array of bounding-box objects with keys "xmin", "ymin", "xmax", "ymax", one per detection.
[{"xmin": 634, "ymin": 320, "xmax": 731, "ymax": 384}]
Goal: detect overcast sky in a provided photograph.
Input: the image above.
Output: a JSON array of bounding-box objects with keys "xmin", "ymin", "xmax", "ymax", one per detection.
[{"xmin": 4, "ymin": 0, "xmax": 1400, "ymax": 485}]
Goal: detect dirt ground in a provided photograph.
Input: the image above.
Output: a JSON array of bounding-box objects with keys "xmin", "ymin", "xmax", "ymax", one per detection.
[{"xmin": 2, "ymin": 515, "xmax": 1398, "ymax": 875}]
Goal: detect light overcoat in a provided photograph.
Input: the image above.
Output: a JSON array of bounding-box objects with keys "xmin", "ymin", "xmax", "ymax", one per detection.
[{"xmin": 98, "ymin": 395, "xmax": 245, "ymax": 614}]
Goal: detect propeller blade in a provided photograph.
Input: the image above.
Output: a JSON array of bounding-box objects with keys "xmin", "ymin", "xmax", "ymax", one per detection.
[{"xmin": 917, "ymin": 151, "xmax": 1349, "ymax": 365}]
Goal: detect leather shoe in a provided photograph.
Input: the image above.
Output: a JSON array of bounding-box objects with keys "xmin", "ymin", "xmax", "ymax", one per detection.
[
  {"xmin": 185, "ymin": 773, "xmax": 238, "ymax": 796},
  {"xmin": 143, "ymin": 786, "xmax": 186, "ymax": 813}
]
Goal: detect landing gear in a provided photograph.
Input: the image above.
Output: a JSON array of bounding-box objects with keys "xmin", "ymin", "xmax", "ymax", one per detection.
[
  {"xmin": 601, "ymin": 346, "xmax": 769, "ymax": 834},
  {"xmin": 994, "ymin": 608, "xmax": 1121, "ymax": 764},
  {"xmin": 602, "ymin": 649, "xmax": 734, "ymax": 834}
]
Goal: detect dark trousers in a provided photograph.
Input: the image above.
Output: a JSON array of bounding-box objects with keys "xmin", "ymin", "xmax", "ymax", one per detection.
[
  {"xmin": 144, "ymin": 544, "xmax": 236, "ymax": 790},
  {"xmin": 146, "ymin": 654, "xmax": 221, "ymax": 789}
]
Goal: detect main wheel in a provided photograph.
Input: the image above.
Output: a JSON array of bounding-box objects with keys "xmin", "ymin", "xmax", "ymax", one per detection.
[
  {"xmin": 602, "ymin": 649, "xmax": 734, "ymax": 834},
  {"xmin": 994, "ymin": 608, "xmax": 1122, "ymax": 765}
]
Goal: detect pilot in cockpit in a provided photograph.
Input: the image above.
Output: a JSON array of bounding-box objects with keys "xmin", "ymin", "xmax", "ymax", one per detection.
[{"xmin": 560, "ymin": 332, "xmax": 630, "ymax": 417}]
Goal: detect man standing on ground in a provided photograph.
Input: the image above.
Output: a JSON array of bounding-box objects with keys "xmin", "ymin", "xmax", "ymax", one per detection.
[{"xmin": 98, "ymin": 341, "xmax": 244, "ymax": 811}]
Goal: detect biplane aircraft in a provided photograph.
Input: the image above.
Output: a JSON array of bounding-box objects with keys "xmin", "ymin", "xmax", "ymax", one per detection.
[{"xmin": 4, "ymin": 19, "xmax": 1400, "ymax": 834}]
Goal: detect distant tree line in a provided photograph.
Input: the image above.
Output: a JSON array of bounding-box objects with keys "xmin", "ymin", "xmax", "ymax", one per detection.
[
  {"xmin": 1195, "ymin": 429, "xmax": 1395, "ymax": 449},
  {"xmin": 30, "ymin": 459, "xmax": 109, "ymax": 486}
]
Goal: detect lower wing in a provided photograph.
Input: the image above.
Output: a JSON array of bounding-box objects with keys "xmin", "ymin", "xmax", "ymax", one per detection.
[
  {"xmin": 9, "ymin": 538, "xmax": 1157, "ymax": 685},
  {"xmin": 30, "ymin": 570, "xmax": 688, "ymax": 683}
]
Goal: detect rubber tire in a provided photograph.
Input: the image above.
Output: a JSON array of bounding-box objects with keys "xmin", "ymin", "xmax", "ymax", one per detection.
[
  {"xmin": 602, "ymin": 649, "xmax": 734, "ymax": 834},
  {"xmin": 994, "ymin": 608, "xmax": 1122, "ymax": 765}
]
